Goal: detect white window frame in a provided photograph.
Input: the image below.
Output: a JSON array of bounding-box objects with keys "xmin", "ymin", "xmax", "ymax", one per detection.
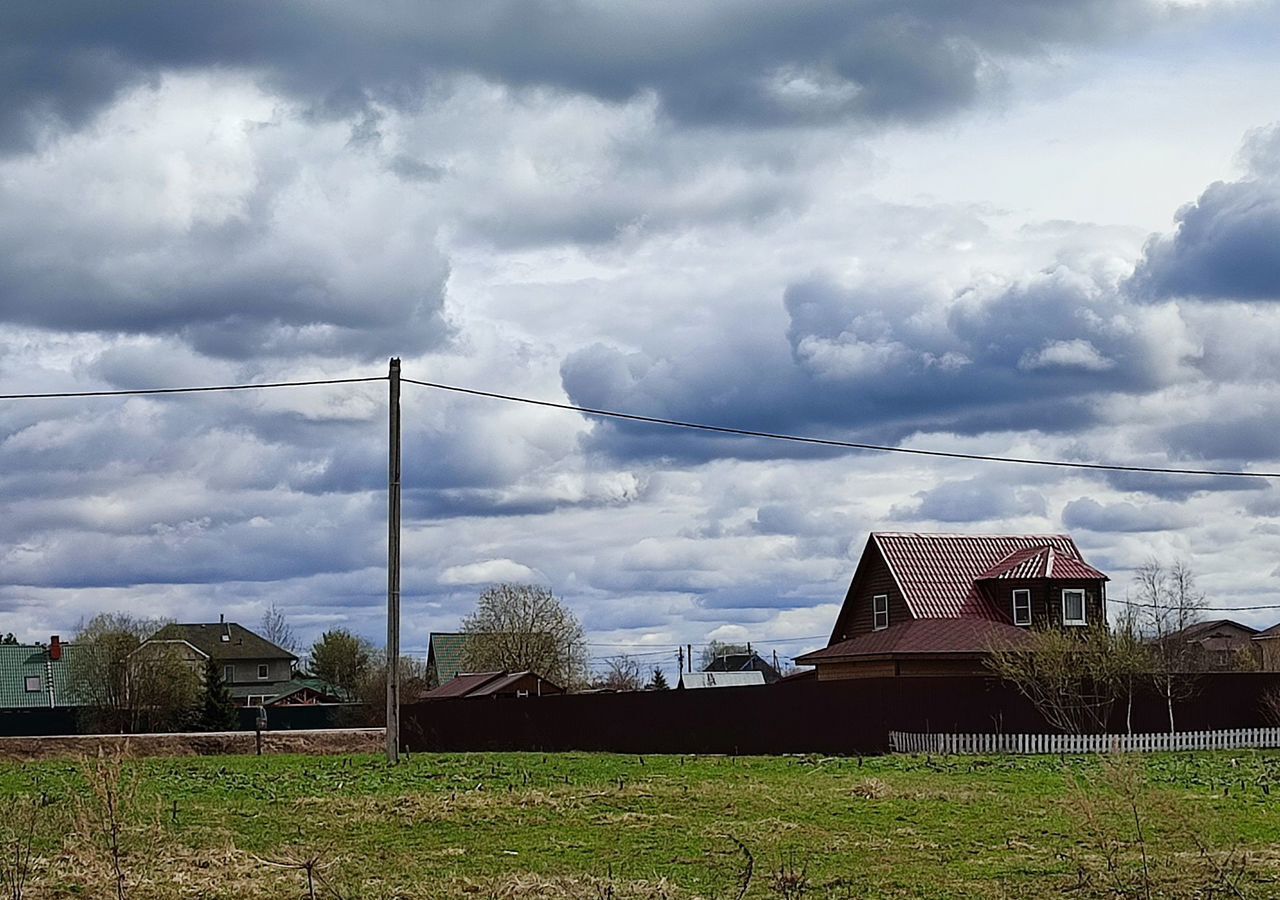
[
  {"xmin": 872, "ymin": 595, "xmax": 889, "ymax": 631},
  {"xmin": 1061, "ymin": 589, "xmax": 1087, "ymax": 626},
  {"xmin": 24, "ymin": 675, "xmax": 41, "ymax": 693},
  {"xmin": 257, "ymin": 664, "xmax": 269, "ymax": 680},
  {"xmin": 1012, "ymin": 589, "xmax": 1032, "ymax": 627}
]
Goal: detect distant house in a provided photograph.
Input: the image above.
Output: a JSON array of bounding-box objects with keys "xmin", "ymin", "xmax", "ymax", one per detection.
[
  {"xmin": 0, "ymin": 637, "xmax": 86, "ymax": 710},
  {"xmin": 1255, "ymin": 624, "xmax": 1280, "ymax": 672},
  {"xmin": 426, "ymin": 633, "xmax": 469, "ymax": 689},
  {"xmin": 142, "ymin": 619, "xmax": 297, "ymax": 707},
  {"xmin": 1161, "ymin": 619, "xmax": 1261, "ymax": 671},
  {"xmin": 796, "ymin": 532, "xmax": 1109, "ymax": 680},
  {"xmin": 678, "ymin": 671, "xmax": 766, "ymax": 689},
  {"xmin": 422, "ymin": 671, "xmax": 564, "ymax": 699},
  {"xmin": 703, "ymin": 651, "xmax": 782, "ymax": 684}
]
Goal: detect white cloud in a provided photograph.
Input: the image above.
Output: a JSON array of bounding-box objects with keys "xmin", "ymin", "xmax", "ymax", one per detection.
[
  {"xmin": 439, "ymin": 559, "xmax": 544, "ymax": 586},
  {"xmin": 1018, "ymin": 338, "xmax": 1115, "ymax": 372}
]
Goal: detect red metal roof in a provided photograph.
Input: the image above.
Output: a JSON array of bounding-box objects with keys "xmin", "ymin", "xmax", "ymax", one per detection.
[
  {"xmin": 977, "ymin": 545, "xmax": 1108, "ymax": 582},
  {"xmin": 872, "ymin": 532, "xmax": 1102, "ymax": 619},
  {"xmin": 797, "ymin": 618, "xmax": 1035, "ymax": 663},
  {"xmin": 467, "ymin": 671, "xmax": 563, "ymax": 697},
  {"xmin": 422, "ymin": 672, "xmax": 503, "ymax": 699}
]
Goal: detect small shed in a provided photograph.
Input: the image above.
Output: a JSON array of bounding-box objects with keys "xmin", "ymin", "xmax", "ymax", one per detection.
[{"xmin": 422, "ymin": 670, "xmax": 564, "ymax": 699}]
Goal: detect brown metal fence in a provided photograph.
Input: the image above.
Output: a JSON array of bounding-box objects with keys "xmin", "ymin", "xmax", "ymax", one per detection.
[{"xmin": 403, "ymin": 673, "xmax": 1280, "ymax": 755}]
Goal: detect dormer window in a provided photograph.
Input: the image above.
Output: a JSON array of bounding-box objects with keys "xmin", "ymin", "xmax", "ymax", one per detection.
[
  {"xmin": 1012, "ymin": 589, "xmax": 1031, "ymax": 626},
  {"xmin": 872, "ymin": 595, "xmax": 889, "ymax": 631},
  {"xmin": 1062, "ymin": 589, "xmax": 1087, "ymax": 626}
]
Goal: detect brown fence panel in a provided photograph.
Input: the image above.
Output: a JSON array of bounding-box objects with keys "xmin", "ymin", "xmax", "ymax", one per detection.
[{"xmin": 403, "ymin": 673, "xmax": 1280, "ymax": 756}]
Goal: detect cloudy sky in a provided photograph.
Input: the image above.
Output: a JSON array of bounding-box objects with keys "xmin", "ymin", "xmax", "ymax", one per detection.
[{"xmin": 4, "ymin": 1, "xmax": 1280, "ymax": 673}]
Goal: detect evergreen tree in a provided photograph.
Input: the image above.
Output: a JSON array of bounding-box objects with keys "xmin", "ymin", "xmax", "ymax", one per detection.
[
  {"xmin": 200, "ymin": 657, "xmax": 240, "ymax": 732},
  {"xmin": 647, "ymin": 667, "xmax": 670, "ymax": 690}
]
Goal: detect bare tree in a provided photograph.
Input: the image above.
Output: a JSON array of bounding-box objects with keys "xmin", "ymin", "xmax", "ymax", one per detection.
[
  {"xmin": 460, "ymin": 584, "xmax": 589, "ymax": 690},
  {"xmin": 1134, "ymin": 559, "xmax": 1207, "ymax": 732},
  {"xmin": 700, "ymin": 640, "xmax": 750, "ymax": 671},
  {"xmin": 70, "ymin": 614, "xmax": 201, "ymax": 734},
  {"xmin": 260, "ymin": 602, "xmax": 297, "ymax": 655},
  {"xmin": 595, "ymin": 655, "xmax": 644, "ymax": 692},
  {"xmin": 987, "ymin": 628, "xmax": 1125, "ymax": 735}
]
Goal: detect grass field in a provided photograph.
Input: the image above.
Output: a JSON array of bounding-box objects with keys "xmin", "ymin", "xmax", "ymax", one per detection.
[{"xmin": 1, "ymin": 750, "xmax": 1278, "ymax": 898}]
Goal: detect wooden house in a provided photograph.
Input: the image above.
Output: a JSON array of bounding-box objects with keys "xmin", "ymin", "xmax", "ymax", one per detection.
[{"xmin": 796, "ymin": 532, "xmax": 1109, "ymax": 680}]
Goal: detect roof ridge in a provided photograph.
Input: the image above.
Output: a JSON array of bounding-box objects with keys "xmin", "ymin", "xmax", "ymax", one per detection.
[{"xmin": 872, "ymin": 531, "xmax": 1071, "ymax": 539}]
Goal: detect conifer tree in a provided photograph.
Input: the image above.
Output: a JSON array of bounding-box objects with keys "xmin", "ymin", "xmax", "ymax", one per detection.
[{"xmin": 200, "ymin": 657, "xmax": 240, "ymax": 731}]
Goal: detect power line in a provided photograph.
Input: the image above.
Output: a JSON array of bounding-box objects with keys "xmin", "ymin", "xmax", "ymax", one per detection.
[
  {"xmin": 402, "ymin": 377, "xmax": 1278, "ymax": 480},
  {"xmin": 0, "ymin": 375, "xmax": 384, "ymax": 401},
  {"xmin": 2, "ymin": 370, "xmax": 1274, "ymax": 479},
  {"xmin": 1108, "ymin": 597, "xmax": 1280, "ymax": 612}
]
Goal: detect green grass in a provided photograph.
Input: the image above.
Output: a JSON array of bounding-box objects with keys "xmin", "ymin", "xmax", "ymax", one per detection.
[{"xmin": 2, "ymin": 751, "xmax": 1279, "ymax": 898}]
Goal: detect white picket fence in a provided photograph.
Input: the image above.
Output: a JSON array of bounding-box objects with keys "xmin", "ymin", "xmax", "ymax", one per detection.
[{"xmin": 889, "ymin": 727, "xmax": 1280, "ymax": 755}]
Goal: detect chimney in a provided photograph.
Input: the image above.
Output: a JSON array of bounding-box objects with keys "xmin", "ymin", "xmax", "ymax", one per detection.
[
  {"xmin": 220, "ymin": 613, "xmax": 225, "ymax": 624},
  {"xmin": 49, "ymin": 635, "xmax": 62, "ymax": 662}
]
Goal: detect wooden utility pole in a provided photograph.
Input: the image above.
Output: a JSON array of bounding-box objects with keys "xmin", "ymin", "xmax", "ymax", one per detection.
[{"xmin": 386, "ymin": 357, "xmax": 402, "ymax": 764}]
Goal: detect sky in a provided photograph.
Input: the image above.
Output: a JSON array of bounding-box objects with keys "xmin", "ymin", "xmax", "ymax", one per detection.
[{"xmin": 4, "ymin": 1, "xmax": 1280, "ymax": 676}]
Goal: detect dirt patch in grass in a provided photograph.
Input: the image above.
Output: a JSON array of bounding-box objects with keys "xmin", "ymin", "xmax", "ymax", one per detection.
[{"xmin": 0, "ymin": 727, "xmax": 383, "ymax": 762}]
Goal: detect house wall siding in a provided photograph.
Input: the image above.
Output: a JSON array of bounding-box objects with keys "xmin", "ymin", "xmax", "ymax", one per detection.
[
  {"xmin": 834, "ymin": 549, "xmax": 912, "ymax": 641},
  {"xmin": 225, "ymin": 659, "xmax": 293, "ymax": 685},
  {"xmin": 981, "ymin": 579, "xmax": 1106, "ymax": 630}
]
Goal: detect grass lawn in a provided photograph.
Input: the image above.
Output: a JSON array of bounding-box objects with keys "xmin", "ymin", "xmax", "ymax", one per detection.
[{"xmin": 1, "ymin": 750, "xmax": 1278, "ymax": 898}]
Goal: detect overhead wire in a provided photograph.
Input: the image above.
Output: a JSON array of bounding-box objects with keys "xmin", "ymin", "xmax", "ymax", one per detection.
[
  {"xmin": 401, "ymin": 376, "xmax": 1279, "ymax": 480},
  {"xmin": 1108, "ymin": 597, "xmax": 1280, "ymax": 612},
  {"xmin": 0, "ymin": 371, "xmax": 1272, "ymax": 479},
  {"xmin": 0, "ymin": 375, "xmax": 385, "ymax": 400}
]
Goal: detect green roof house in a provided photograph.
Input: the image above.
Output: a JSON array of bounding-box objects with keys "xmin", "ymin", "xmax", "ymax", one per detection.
[
  {"xmin": 0, "ymin": 637, "xmax": 88, "ymax": 709},
  {"xmin": 426, "ymin": 633, "xmax": 469, "ymax": 689}
]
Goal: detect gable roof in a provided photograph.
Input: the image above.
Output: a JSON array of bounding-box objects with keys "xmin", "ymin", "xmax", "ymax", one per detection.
[
  {"xmin": 1173, "ymin": 619, "xmax": 1259, "ymax": 641},
  {"xmin": 703, "ymin": 652, "xmax": 783, "ymax": 683},
  {"xmin": 977, "ymin": 545, "xmax": 1109, "ymax": 582},
  {"xmin": 870, "ymin": 532, "xmax": 1103, "ymax": 620},
  {"xmin": 1254, "ymin": 622, "xmax": 1280, "ymax": 640},
  {"xmin": 799, "ymin": 618, "xmax": 1035, "ymax": 664},
  {"xmin": 0, "ymin": 644, "xmax": 89, "ymax": 709},
  {"xmin": 423, "ymin": 671, "xmax": 504, "ymax": 699},
  {"xmin": 426, "ymin": 633, "xmax": 469, "ymax": 685},
  {"xmin": 265, "ymin": 677, "xmax": 354, "ymax": 706},
  {"xmin": 467, "ymin": 671, "xmax": 562, "ymax": 697},
  {"xmin": 148, "ymin": 622, "xmax": 296, "ymax": 662}
]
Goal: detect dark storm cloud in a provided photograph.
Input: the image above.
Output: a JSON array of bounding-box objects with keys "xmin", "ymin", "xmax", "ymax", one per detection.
[
  {"xmin": 0, "ymin": 0, "xmax": 1173, "ymax": 152},
  {"xmin": 561, "ymin": 264, "xmax": 1188, "ymax": 465},
  {"xmin": 1130, "ymin": 125, "xmax": 1280, "ymax": 302}
]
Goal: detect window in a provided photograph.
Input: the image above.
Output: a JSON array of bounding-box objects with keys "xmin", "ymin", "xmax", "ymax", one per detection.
[
  {"xmin": 872, "ymin": 595, "xmax": 889, "ymax": 631},
  {"xmin": 24, "ymin": 675, "xmax": 41, "ymax": 693},
  {"xmin": 224, "ymin": 665, "xmax": 234, "ymax": 684},
  {"xmin": 247, "ymin": 695, "xmax": 266, "ymax": 706},
  {"xmin": 1062, "ymin": 589, "xmax": 1087, "ymax": 626},
  {"xmin": 1012, "ymin": 589, "xmax": 1031, "ymax": 627},
  {"xmin": 257, "ymin": 664, "xmax": 269, "ymax": 680}
]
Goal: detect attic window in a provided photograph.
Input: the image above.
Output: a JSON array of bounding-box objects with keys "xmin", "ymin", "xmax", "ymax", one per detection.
[
  {"xmin": 220, "ymin": 633, "xmax": 230, "ymax": 642},
  {"xmin": 1012, "ymin": 590, "xmax": 1031, "ymax": 627},
  {"xmin": 24, "ymin": 675, "xmax": 41, "ymax": 693},
  {"xmin": 1062, "ymin": 589, "xmax": 1087, "ymax": 626},
  {"xmin": 872, "ymin": 595, "xmax": 889, "ymax": 631}
]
